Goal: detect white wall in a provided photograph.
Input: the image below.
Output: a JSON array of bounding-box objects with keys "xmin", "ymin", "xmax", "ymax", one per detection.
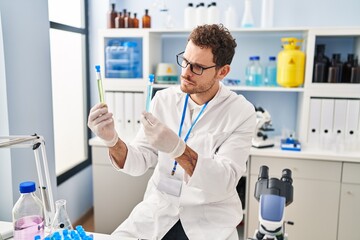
[{"xmin": 0, "ymin": 0, "xmax": 57, "ymax": 221}]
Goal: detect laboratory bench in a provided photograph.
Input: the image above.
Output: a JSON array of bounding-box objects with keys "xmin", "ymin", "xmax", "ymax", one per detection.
[{"xmin": 89, "ymin": 137, "xmax": 360, "ymax": 239}]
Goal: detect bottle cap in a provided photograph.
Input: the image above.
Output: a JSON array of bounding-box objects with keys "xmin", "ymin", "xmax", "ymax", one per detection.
[
  {"xmin": 19, "ymin": 181, "xmax": 36, "ymax": 193},
  {"xmin": 269, "ymin": 56, "xmax": 276, "ymax": 61}
]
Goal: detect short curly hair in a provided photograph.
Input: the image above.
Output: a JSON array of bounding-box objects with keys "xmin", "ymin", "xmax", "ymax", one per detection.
[{"xmin": 188, "ymin": 24, "xmax": 237, "ymax": 67}]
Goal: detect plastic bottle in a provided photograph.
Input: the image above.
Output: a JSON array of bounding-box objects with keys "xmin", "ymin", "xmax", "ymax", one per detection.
[
  {"xmin": 12, "ymin": 181, "xmax": 45, "ymax": 240},
  {"xmin": 142, "ymin": 9, "xmax": 151, "ymax": 28},
  {"xmin": 261, "ymin": 0, "xmax": 274, "ymax": 28},
  {"xmin": 277, "ymin": 38, "xmax": 305, "ymax": 87},
  {"xmin": 313, "ymin": 44, "xmax": 330, "ymax": 83},
  {"xmin": 196, "ymin": 3, "xmax": 207, "ymax": 26},
  {"xmin": 207, "ymin": 2, "xmax": 220, "ymax": 24},
  {"xmin": 184, "ymin": 3, "xmax": 196, "ymax": 29},
  {"xmin": 264, "ymin": 56, "xmax": 277, "ymax": 86},
  {"xmin": 241, "ymin": 0, "xmax": 254, "ymax": 28},
  {"xmin": 225, "ymin": 5, "xmax": 237, "ymax": 29},
  {"xmin": 107, "ymin": 3, "xmax": 117, "ymax": 28}
]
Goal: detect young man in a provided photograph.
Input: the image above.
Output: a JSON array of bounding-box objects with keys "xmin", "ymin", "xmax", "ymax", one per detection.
[{"xmin": 88, "ymin": 24, "xmax": 256, "ymax": 240}]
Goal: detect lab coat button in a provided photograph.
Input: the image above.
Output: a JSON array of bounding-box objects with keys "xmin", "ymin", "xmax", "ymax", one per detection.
[
  {"xmin": 179, "ymin": 207, "xmax": 184, "ymax": 212},
  {"xmin": 189, "ymin": 133, "xmax": 194, "ymax": 138}
]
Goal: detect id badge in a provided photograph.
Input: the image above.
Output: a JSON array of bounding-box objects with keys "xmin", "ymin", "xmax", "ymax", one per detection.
[{"xmin": 157, "ymin": 175, "xmax": 183, "ymax": 197}]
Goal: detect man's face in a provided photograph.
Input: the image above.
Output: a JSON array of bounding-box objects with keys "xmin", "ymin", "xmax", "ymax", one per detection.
[{"xmin": 179, "ymin": 40, "xmax": 220, "ymax": 95}]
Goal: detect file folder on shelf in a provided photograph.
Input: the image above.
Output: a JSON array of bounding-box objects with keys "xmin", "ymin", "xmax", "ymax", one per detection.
[{"xmin": 308, "ymin": 98, "xmax": 321, "ymax": 147}]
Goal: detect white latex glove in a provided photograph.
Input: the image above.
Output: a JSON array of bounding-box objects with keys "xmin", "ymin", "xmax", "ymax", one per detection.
[
  {"xmin": 141, "ymin": 112, "xmax": 186, "ymax": 159},
  {"xmin": 88, "ymin": 103, "xmax": 118, "ymax": 147}
]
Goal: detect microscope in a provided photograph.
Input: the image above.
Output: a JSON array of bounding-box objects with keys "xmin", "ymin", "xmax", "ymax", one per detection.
[
  {"xmin": 249, "ymin": 165, "xmax": 294, "ymax": 240},
  {"xmin": 252, "ymin": 107, "xmax": 274, "ymax": 148}
]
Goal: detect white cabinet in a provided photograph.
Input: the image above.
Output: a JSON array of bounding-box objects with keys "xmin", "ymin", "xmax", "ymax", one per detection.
[
  {"xmin": 91, "ymin": 144, "xmax": 154, "ymax": 234},
  {"xmin": 337, "ymin": 163, "xmax": 360, "ymax": 239},
  {"xmin": 247, "ymin": 156, "xmax": 342, "ymax": 239}
]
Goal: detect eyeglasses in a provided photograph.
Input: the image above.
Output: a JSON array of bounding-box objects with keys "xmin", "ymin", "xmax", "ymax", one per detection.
[{"xmin": 176, "ymin": 51, "xmax": 217, "ymax": 75}]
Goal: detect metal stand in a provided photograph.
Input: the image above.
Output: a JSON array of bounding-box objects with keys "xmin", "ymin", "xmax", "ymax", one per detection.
[{"xmin": 0, "ymin": 134, "xmax": 55, "ymax": 228}]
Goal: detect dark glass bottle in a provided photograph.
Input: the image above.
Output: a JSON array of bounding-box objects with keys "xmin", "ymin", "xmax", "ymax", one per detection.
[
  {"xmin": 133, "ymin": 13, "xmax": 139, "ymax": 28},
  {"xmin": 328, "ymin": 53, "xmax": 343, "ymax": 83},
  {"xmin": 313, "ymin": 44, "xmax": 330, "ymax": 83},
  {"xmin": 142, "ymin": 9, "xmax": 151, "ymax": 28},
  {"xmin": 107, "ymin": 3, "xmax": 117, "ymax": 28},
  {"xmin": 128, "ymin": 12, "xmax": 134, "ymax": 28},
  {"xmin": 115, "ymin": 12, "xmax": 122, "ymax": 28},
  {"xmin": 342, "ymin": 53, "xmax": 355, "ymax": 83}
]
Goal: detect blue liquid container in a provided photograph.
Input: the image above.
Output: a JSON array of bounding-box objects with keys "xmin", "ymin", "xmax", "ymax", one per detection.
[
  {"xmin": 265, "ymin": 56, "xmax": 277, "ymax": 86},
  {"xmin": 247, "ymin": 56, "xmax": 262, "ymax": 86},
  {"xmin": 105, "ymin": 40, "xmax": 142, "ymax": 79}
]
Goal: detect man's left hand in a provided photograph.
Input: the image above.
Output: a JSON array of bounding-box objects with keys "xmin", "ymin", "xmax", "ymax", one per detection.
[{"xmin": 141, "ymin": 112, "xmax": 186, "ymax": 159}]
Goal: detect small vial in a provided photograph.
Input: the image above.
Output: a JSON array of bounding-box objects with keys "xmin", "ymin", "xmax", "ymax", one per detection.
[
  {"xmin": 146, "ymin": 74, "xmax": 154, "ymax": 112},
  {"xmin": 95, "ymin": 65, "xmax": 105, "ymax": 103}
]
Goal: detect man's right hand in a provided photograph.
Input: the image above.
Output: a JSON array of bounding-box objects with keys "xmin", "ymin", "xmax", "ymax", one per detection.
[{"xmin": 88, "ymin": 103, "xmax": 118, "ymax": 147}]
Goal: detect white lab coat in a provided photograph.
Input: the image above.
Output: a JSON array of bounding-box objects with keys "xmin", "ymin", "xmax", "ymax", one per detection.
[{"xmin": 111, "ymin": 84, "xmax": 256, "ymax": 240}]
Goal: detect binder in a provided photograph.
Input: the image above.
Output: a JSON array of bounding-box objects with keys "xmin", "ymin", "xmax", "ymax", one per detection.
[
  {"xmin": 134, "ymin": 93, "xmax": 145, "ymax": 132},
  {"xmin": 333, "ymin": 99, "xmax": 347, "ymax": 138},
  {"xmin": 320, "ymin": 99, "xmax": 335, "ymax": 149},
  {"xmin": 124, "ymin": 92, "xmax": 135, "ymax": 137},
  {"xmin": 105, "ymin": 92, "xmax": 115, "ymax": 114},
  {"xmin": 308, "ymin": 98, "xmax": 322, "ymax": 147},
  {"xmin": 333, "ymin": 99, "xmax": 347, "ymax": 151},
  {"xmin": 114, "ymin": 92, "xmax": 125, "ymax": 134},
  {"xmin": 345, "ymin": 99, "xmax": 360, "ymax": 151}
]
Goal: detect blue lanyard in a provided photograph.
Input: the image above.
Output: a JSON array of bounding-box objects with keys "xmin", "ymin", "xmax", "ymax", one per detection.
[{"xmin": 171, "ymin": 94, "xmax": 208, "ymax": 175}]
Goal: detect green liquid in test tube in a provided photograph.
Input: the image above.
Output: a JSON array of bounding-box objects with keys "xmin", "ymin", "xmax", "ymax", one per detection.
[
  {"xmin": 146, "ymin": 74, "xmax": 155, "ymax": 112},
  {"xmin": 95, "ymin": 65, "xmax": 105, "ymax": 103}
]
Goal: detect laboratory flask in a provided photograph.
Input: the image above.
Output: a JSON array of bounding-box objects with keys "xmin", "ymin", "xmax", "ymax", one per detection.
[
  {"xmin": 277, "ymin": 38, "xmax": 305, "ymax": 87},
  {"xmin": 12, "ymin": 181, "xmax": 45, "ymax": 240},
  {"xmin": 50, "ymin": 199, "xmax": 73, "ymax": 233}
]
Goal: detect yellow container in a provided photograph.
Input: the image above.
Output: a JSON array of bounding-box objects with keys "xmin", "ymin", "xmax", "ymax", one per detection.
[{"xmin": 277, "ymin": 38, "xmax": 305, "ymax": 87}]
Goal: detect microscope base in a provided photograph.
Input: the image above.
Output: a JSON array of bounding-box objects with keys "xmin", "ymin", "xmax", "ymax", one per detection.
[{"xmin": 252, "ymin": 139, "xmax": 274, "ymax": 148}]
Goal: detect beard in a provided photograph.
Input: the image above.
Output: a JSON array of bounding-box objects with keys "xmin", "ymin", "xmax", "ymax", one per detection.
[{"xmin": 180, "ymin": 74, "xmax": 217, "ymax": 95}]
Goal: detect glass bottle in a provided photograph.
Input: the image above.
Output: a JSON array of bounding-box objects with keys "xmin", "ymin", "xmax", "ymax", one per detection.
[
  {"xmin": 245, "ymin": 56, "xmax": 255, "ymax": 86},
  {"xmin": 241, "ymin": 0, "xmax": 254, "ymax": 28},
  {"xmin": 342, "ymin": 53, "xmax": 355, "ymax": 83},
  {"xmin": 313, "ymin": 44, "xmax": 330, "ymax": 83},
  {"xmin": 142, "ymin": 9, "xmax": 151, "ymax": 28},
  {"xmin": 133, "ymin": 13, "xmax": 139, "ymax": 28},
  {"xmin": 265, "ymin": 56, "xmax": 277, "ymax": 86},
  {"xmin": 50, "ymin": 199, "xmax": 73, "ymax": 233},
  {"xmin": 124, "ymin": 12, "xmax": 129, "ymax": 28},
  {"xmin": 328, "ymin": 53, "xmax": 343, "ymax": 83},
  {"xmin": 12, "ymin": 181, "xmax": 45, "ymax": 240},
  {"xmin": 251, "ymin": 56, "xmax": 263, "ymax": 86},
  {"xmin": 115, "ymin": 12, "xmax": 122, "ymax": 28},
  {"xmin": 107, "ymin": 3, "xmax": 117, "ymax": 28}
]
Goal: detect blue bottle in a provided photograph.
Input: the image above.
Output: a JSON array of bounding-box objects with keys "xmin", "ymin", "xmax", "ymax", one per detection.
[
  {"xmin": 250, "ymin": 56, "xmax": 263, "ymax": 86},
  {"xmin": 265, "ymin": 56, "xmax": 277, "ymax": 86},
  {"xmin": 245, "ymin": 56, "xmax": 255, "ymax": 86}
]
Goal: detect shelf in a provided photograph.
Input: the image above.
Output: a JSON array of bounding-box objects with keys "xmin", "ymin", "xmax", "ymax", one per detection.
[{"xmin": 152, "ymin": 83, "xmax": 304, "ymax": 92}]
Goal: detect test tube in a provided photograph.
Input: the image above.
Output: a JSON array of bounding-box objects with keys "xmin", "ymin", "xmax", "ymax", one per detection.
[
  {"xmin": 95, "ymin": 65, "xmax": 105, "ymax": 103},
  {"xmin": 146, "ymin": 74, "xmax": 155, "ymax": 112}
]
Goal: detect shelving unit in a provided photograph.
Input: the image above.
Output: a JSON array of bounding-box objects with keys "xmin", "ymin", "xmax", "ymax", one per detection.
[{"xmin": 93, "ymin": 27, "xmax": 360, "ymax": 239}]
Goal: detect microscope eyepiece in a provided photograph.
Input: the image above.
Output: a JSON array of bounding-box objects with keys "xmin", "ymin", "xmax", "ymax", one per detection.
[
  {"xmin": 281, "ymin": 168, "xmax": 293, "ymax": 185},
  {"xmin": 258, "ymin": 165, "xmax": 269, "ymax": 180}
]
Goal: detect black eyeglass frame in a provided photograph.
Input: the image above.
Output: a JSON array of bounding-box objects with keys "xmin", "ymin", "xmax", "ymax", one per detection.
[{"xmin": 176, "ymin": 51, "xmax": 217, "ymax": 75}]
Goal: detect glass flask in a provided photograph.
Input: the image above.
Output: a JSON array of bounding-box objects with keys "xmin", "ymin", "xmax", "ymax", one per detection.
[{"xmin": 50, "ymin": 199, "xmax": 73, "ymax": 233}]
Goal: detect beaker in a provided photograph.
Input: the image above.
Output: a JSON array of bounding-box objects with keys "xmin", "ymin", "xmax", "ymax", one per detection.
[{"xmin": 50, "ymin": 199, "xmax": 73, "ymax": 233}]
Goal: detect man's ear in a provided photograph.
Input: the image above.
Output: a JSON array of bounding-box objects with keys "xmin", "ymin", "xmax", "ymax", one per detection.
[{"xmin": 217, "ymin": 64, "xmax": 231, "ymax": 79}]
